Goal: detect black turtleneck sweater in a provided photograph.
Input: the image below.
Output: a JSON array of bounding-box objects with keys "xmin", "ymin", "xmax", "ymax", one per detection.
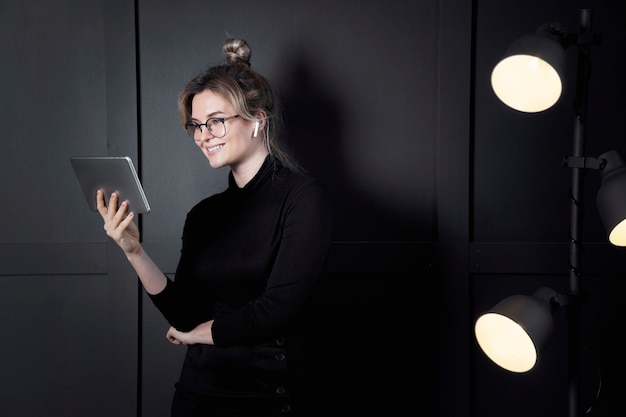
[{"xmin": 149, "ymin": 155, "xmax": 333, "ymax": 399}]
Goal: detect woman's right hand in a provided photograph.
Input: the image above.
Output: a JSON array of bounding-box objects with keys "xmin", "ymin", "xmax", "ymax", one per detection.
[{"xmin": 96, "ymin": 189, "xmax": 141, "ymax": 255}]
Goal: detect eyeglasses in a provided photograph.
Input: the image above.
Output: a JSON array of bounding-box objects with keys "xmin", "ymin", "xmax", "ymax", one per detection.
[{"xmin": 184, "ymin": 115, "xmax": 240, "ymax": 139}]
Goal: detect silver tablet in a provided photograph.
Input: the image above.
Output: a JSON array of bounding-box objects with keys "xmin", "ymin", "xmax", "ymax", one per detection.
[{"xmin": 70, "ymin": 156, "xmax": 151, "ymax": 214}]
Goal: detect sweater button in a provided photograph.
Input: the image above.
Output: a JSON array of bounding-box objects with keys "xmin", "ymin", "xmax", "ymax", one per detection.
[
  {"xmin": 276, "ymin": 386, "xmax": 286, "ymax": 395},
  {"xmin": 275, "ymin": 352, "xmax": 286, "ymax": 361},
  {"xmin": 275, "ymin": 337, "xmax": 286, "ymax": 346}
]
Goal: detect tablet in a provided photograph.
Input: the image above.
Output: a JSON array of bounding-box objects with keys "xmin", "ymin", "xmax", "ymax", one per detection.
[{"xmin": 70, "ymin": 156, "xmax": 151, "ymax": 214}]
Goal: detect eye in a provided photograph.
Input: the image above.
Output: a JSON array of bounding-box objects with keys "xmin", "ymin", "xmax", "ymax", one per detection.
[
  {"xmin": 209, "ymin": 118, "xmax": 225, "ymax": 126},
  {"xmin": 184, "ymin": 122, "xmax": 200, "ymax": 137}
]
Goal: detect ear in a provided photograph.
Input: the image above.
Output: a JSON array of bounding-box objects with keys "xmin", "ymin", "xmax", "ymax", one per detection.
[{"xmin": 252, "ymin": 111, "xmax": 267, "ymax": 138}]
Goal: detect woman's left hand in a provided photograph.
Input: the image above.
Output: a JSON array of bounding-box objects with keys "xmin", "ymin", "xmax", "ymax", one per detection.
[
  {"xmin": 166, "ymin": 320, "xmax": 214, "ymax": 345},
  {"xmin": 166, "ymin": 326, "xmax": 187, "ymax": 345}
]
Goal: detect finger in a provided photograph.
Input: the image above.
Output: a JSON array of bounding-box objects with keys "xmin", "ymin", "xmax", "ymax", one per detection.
[
  {"xmin": 167, "ymin": 334, "xmax": 179, "ymax": 343},
  {"xmin": 100, "ymin": 192, "xmax": 120, "ymax": 223},
  {"xmin": 166, "ymin": 328, "xmax": 181, "ymax": 344},
  {"xmin": 109, "ymin": 192, "xmax": 120, "ymax": 214},
  {"xmin": 113, "ymin": 199, "xmax": 129, "ymax": 221},
  {"xmin": 96, "ymin": 189, "xmax": 108, "ymax": 214},
  {"xmin": 118, "ymin": 211, "xmax": 135, "ymax": 229}
]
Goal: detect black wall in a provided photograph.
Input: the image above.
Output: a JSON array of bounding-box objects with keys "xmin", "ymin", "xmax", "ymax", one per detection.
[{"xmin": 1, "ymin": 0, "xmax": 626, "ymax": 416}]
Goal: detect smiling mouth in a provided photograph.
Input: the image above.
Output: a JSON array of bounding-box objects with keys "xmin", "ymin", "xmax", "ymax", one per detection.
[{"xmin": 207, "ymin": 144, "xmax": 224, "ymax": 152}]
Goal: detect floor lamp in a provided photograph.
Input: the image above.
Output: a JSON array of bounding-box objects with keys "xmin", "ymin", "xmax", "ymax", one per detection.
[{"xmin": 474, "ymin": 8, "xmax": 626, "ymax": 417}]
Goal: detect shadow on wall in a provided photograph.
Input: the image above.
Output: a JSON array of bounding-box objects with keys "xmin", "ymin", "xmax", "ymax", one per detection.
[
  {"xmin": 276, "ymin": 48, "xmax": 427, "ymax": 242},
  {"xmin": 275, "ymin": 46, "xmax": 439, "ymax": 415},
  {"xmin": 302, "ymin": 270, "xmax": 437, "ymax": 415}
]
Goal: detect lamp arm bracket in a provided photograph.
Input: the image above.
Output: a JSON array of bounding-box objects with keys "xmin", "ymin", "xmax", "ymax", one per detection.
[
  {"xmin": 553, "ymin": 292, "xmax": 585, "ymax": 309},
  {"xmin": 553, "ymin": 293, "xmax": 572, "ymax": 308},
  {"xmin": 563, "ymin": 156, "xmax": 606, "ymax": 170}
]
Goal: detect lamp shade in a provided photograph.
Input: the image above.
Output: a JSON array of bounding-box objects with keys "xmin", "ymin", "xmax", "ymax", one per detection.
[
  {"xmin": 474, "ymin": 287, "xmax": 558, "ymax": 373},
  {"xmin": 491, "ymin": 25, "xmax": 566, "ymax": 113},
  {"xmin": 597, "ymin": 150, "xmax": 626, "ymax": 246}
]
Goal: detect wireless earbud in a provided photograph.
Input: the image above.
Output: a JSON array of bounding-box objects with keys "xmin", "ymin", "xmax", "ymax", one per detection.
[{"xmin": 253, "ymin": 120, "xmax": 260, "ymax": 138}]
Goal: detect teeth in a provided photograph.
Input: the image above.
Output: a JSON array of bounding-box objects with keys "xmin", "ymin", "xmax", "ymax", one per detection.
[{"xmin": 207, "ymin": 144, "xmax": 224, "ymax": 152}]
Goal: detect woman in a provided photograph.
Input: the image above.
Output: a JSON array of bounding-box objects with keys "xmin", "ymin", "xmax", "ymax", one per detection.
[{"xmin": 97, "ymin": 38, "xmax": 333, "ymax": 417}]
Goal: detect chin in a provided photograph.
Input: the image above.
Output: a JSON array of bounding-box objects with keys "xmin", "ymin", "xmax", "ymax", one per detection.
[{"xmin": 206, "ymin": 156, "xmax": 227, "ymax": 169}]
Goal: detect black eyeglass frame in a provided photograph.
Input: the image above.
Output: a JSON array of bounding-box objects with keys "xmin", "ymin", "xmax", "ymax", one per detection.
[{"xmin": 184, "ymin": 115, "xmax": 240, "ymax": 139}]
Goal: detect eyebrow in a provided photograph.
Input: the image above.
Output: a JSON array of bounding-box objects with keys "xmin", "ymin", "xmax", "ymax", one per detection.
[{"xmin": 189, "ymin": 111, "xmax": 226, "ymax": 122}]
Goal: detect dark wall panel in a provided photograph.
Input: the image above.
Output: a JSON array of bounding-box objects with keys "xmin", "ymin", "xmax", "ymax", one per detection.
[{"xmin": 0, "ymin": 0, "xmax": 140, "ymax": 416}]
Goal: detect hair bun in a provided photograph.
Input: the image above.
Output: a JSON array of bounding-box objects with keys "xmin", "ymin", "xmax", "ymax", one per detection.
[{"xmin": 223, "ymin": 38, "xmax": 251, "ymax": 67}]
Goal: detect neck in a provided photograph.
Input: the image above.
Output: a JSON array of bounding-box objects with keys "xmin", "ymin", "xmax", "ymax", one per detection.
[{"xmin": 231, "ymin": 150, "xmax": 269, "ymax": 187}]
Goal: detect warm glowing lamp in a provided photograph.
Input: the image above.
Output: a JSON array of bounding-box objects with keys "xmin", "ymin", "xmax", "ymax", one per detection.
[
  {"xmin": 597, "ymin": 150, "xmax": 626, "ymax": 246},
  {"xmin": 475, "ymin": 287, "xmax": 558, "ymax": 373},
  {"xmin": 491, "ymin": 24, "xmax": 566, "ymax": 113}
]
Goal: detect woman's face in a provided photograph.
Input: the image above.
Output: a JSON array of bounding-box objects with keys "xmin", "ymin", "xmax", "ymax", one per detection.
[{"xmin": 189, "ymin": 89, "xmax": 263, "ymax": 171}]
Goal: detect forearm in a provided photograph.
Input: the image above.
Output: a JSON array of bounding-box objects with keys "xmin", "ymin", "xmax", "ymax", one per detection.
[
  {"xmin": 125, "ymin": 245, "xmax": 167, "ymax": 295},
  {"xmin": 191, "ymin": 320, "xmax": 215, "ymax": 344}
]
